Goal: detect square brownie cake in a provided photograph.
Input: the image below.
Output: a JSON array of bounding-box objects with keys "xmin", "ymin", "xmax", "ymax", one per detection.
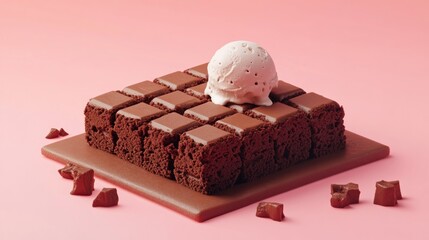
[
  {"xmin": 114, "ymin": 102, "xmax": 166, "ymax": 166},
  {"xmin": 247, "ymin": 102, "xmax": 311, "ymax": 168},
  {"xmin": 184, "ymin": 63, "xmax": 209, "ymax": 80},
  {"xmin": 175, "ymin": 125, "xmax": 241, "ymax": 194},
  {"xmin": 184, "ymin": 102, "xmax": 236, "ymax": 124},
  {"xmin": 154, "ymin": 71, "xmax": 205, "ymax": 91},
  {"xmin": 150, "ymin": 91, "xmax": 204, "ymax": 114},
  {"xmin": 84, "ymin": 91, "xmax": 137, "ymax": 153},
  {"xmin": 143, "ymin": 112, "xmax": 201, "ymax": 179},
  {"xmin": 288, "ymin": 92, "xmax": 346, "ymax": 158},
  {"xmin": 214, "ymin": 113, "xmax": 275, "ymax": 182},
  {"xmin": 184, "ymin": 83, "xmax": 210, "ymax": 101},
  {"xmin": 122, "ymin": 80, "xmax": 170, "ymax": 103},
  {"xmin": 269, "ymin": 80, "xmax": 305, "ymax": 103}
]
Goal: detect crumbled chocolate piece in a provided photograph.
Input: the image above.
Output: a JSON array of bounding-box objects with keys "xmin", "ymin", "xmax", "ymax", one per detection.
[
  {"xmin": 58, "ymin": 163, "xmax": 75, "ymax": 179},
  {"xmin": 46, "ymin": 128, "xmax": 60, "ymax": 139},
  {"xmin": 374, "ymin": 180, "xmax": 400, "ymax": 206},
  {"xmin": 70, "ymin": 167, "xmax": 95, "ymax": 196},
  {"xmin": 256, "ymin": 202, "xmax": 285, "ymax": 221},
  {"xmin": 93, "ymin": 188, "xmax": 119, "ymax": 207},
  {"xmin": 59, "ymin": 128, "xmax": 69, "ymax": 136},
  {"xmin": 330, "ymin": 192, "xmax": 349, "ymax": 208},
  {"xmin": 331, "ymin": 182, "xmax": 360, "ymax": 204}
]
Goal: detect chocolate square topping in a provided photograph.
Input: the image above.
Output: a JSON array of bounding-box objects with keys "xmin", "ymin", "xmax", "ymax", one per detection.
[
  {"xmin": 185, "ymin": 83, "xmax": 208, "ymax": 98},
  {"xmin": 227, "ymin": 103, "xmax": 255, "ymax": 113},
  {"xmin": 215, "ymin": 113, "xmax": 263, "ymax": 134},
  {"xmin": 122, "ymin": 81, "xmax": 170, "ymax": 101},
  {"xmin": 117, "ymin": 102, "xmax": 165, "ymax": 121},
  {"xmin": 289, "ymin": 92, "xmax": 336, "ymax": 113},
  {"xmin": 88, "ymin": 91, "xmax": 134, "ymax": 110},
  {"xmin": 185, "ymin": 125, "xmax": 230, "ymax": 145},
  {"xmin": 155, "ymin": 71, "xmax": 203, "ymax": 90},
  {"xmin": 184, "ymin": 102, "xmax": 236, "ymax": 124},
  {"xmin": 150, "ymin": 112, "xmax": 200, "ymax": 135},
  {"xmin": 151, "ymin": 91, "xmax": 202, "ymax": 113},
  {"xmin": 185, "ymin": 63, "xmax": 209, "ymax": 79},
  {"xmin": 270, "ymin": 81, "xmax": 305, "ymax": 102},
  {"xmin": 250, "ymin": 102, "xmax": 299, "ymax": 124}
]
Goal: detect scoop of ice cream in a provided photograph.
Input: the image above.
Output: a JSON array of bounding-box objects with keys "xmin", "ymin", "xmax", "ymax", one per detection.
[{"xmin": 205, "ymin": 41, "xmax": 278, "ymax": 106}]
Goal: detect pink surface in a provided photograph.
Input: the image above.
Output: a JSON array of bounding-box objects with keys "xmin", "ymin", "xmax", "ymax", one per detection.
[{"xmin": 1, "ymin": 0, "xmax": 428, "ymax": 239}]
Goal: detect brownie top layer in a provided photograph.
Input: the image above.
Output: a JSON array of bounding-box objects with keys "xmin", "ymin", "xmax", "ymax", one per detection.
[
  {"xmin": 185, "ymin": 63, "xmax": 209, "ymax": 79},
  {"xmin": 88, "ymin": 91, "xmax": 134, "ymax": 111},
  {"xmin": 122, "ymin": 81, "xmax": 170, "ymax": 98},
  {"xmin": 186, "ymin": 83, "xmax": 207, "ymax": 98},
  {"xmin": 270, "ymin": 81, "xmax": 305, "ymax": 102},
  {"xmin": 184, "ymin": 102, "xmax": 235, "ymax": 123},
  {"xmin": 150, "ymin": 112, "xmax": 200, "ymax": 135},
  {"xmin": 185, "ymin": 125, "xmax": 231, "ymax": 145},
  {"xmin": 250, "ymin": 102, "xmax": 299, "ymax": 124},
  {"xmin": 151, "ymin": 91, "xmax": 202, "ymax": 111},
  {"xmin": 216, "ymin": 113, "xmax": 264, "ymax": 134},
  {"xmin": 117, "ymin": 102, "xmax": 165, "ymax": 121},
  {"xmin": 155, "ymin": 71, "xmax": 203, "ymax": 90},
  {"xmin": 289, "ymin": 92, "xmax": 336, "ymax": 113},
  {"xmin": 226, "ymin": 103, "xmax": 255, "ymax": 113}
]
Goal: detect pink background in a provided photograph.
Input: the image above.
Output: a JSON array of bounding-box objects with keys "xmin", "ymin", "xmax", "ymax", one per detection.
[{"xmin": 1, "ymin": 0, "xmax": 428, "ymax": 239}]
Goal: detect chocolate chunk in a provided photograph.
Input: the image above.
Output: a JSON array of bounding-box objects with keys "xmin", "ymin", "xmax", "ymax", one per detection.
[
  {"xmin": 58, "ymin": 163, "xmax": 75, "ymax": 179},
  {"xmin": 256, "ymin": 202, "xmax": 285, "ymax": 221},
  {"xmin": 70, "ymin": 167, "xmax": 95, "ymax": 196},
  {"xmin": 46, "ymin": 128, "xmax": 60, "ymax": 139},
  {"xmin": 92, "ymin": 188, "xmax": 119, "ymax": 207},
  {"xmin": 331, "ymin": 182, "xmax": 360, "ymax": 204},
  {"xmin": 59, "ymin": 128, "xmax": 69, "ymax": 136},
  {"xmin": 330, "ymin": 192, "xmax": 350, "ymax": 208},
  {"xmin": 374, "ymin": 180, "xmax": 400, "ymax": 206}
]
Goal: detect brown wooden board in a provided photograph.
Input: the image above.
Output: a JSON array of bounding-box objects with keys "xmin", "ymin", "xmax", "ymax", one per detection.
[{"xmin": 41, "ymin": 130, "xmax": 389, "ymax": 222}]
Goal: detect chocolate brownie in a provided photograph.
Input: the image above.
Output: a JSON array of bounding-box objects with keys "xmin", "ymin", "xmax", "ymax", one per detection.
[
  {"xmin": 150, "ymin": 91, "xmax": 204, "ymax": 114},
  {"xmin": 114, "ymin": 102, "xmax": 166, "ymax": 166},
  {"xmin": 154, "ymin": 71, "xmax": 205, "ymax": 91},
  {"xmin": 248, "ymin": 102, "xmax": 311, "ymax": 168},
  {"xmin": 143, "ymin": 113, "xmax": 201, "ymax": 179},
  {"xmin": 175, "ymin": 125, "xmax": 241, "ymax": 194},
  {"xmin": 184, "ymin": 63, "xmax": 209, "ymax": 80},
  {"xmin": 226, "ymin": 103, "xmax": 256, "ymax": 113},
  {"xmin": 84, "ymin": 91, "xmax": 136, "ymax": 153},
  {"xmin": 184, "ymin": 83, "xmax": 210, "ymax": 101},
  {"xmin": 184, "ymin": 102, "xmax": 236, "ymax": 124},
  {"xmin": 122, "ymin": 80, "xmax": 170, "ymax": 102},
  {"xmin": 289, "ymin": 92, "xmax": 346, "ymax": 158},
  {"xmin": 214, "ymin": 113, "xmax": 275, "ymax": 182}
]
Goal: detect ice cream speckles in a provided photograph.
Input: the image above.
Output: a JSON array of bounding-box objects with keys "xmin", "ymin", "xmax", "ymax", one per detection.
[{"xmin": 205, "ymin": 41, "xmax": 278, "ymax": 106}]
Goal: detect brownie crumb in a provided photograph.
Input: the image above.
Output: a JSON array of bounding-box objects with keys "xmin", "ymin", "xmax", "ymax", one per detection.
[
  {"xmin": 70, "ymin": 166, "xmax": 95, "ymax": 196},
  {"xmin": 59, "ymin": 128, "xmax": 69, "ymax": 136},
  {"xmin": 92, "ymin": 188, "xmax": 119, "ymax": 207},
  {"xmin": 58, "ymin": 163, "xmax": 75, "ymax": 179},
  {"xmin": 331, "ymin": 182, "xmax": 360, "ymax": 206},
  {"xmin": 330, "ymin": 192, "xmax": 349, "ymax": 208},
  {"xmin": 374, "ymin": 180, "xmax": 402, "ymax": 206},
  {"xmin": 46, "ymin": 128, "xmax": 60, "ymax": 139},
  {"xmin": 256, "ymin": 202, "xmax": 285, "ymax": 222}
]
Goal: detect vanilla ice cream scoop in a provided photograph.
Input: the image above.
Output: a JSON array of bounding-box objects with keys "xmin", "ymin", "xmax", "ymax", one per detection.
[{"xmin": 204, "ymin": 41, "xmax": 278, "ymax": 106}]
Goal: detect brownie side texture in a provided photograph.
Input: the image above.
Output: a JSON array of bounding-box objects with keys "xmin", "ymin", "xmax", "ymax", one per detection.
[
  {"xmin": 247, "ymin": 102, "xmax": 311, "ymax": 168},
  {"xmin": 84, "ymin": 91, "xmax": 136, "ymax": 153},
  {"xmin": 175, "ymin": 125, "xmax": 242, "ymax": 194},
  {"xmin": 114, "ymin": 102, "xmax": 166, "ymax": 166},
  {"xmin": 143, "ymin": 113, "xmax": 201, "ymax": 179},
  {"xmin": 289, "ymin": 92, "xmax": 346, "ymax": 158},
  {"xmin": 214, "ymin": 113, "xmax": 275, "ymax": 182}
]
